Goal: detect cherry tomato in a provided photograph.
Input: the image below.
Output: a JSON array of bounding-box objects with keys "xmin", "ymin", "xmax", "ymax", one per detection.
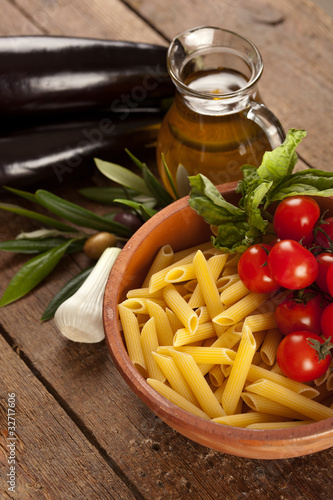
[
  {"xmin": 326, "ymin": 263, "xmax": 333, "ymax": 297},
  {"xmin": 315, "ymin": 216, "xmax": 333, "ymax": 249},
  {"xmin": 267, "ymin": 239, "xmax": 319, "ymax": 290},
  {"xmin": 315, "ymin": 252, "xmax": 333, "ymax": 293},
  {"xmin": 321, "ymin": 302, "xmax": 333, "ymax": 339},
  {"xmin": 273, "ymin": 196, "xmax": 320, "ymax": 247},
  {"xmin": 275, "ymin": 291, "xmax": 326, "ymax": 336},
  {"xmin": 238, "ymin": 244, "xmax": 280, "ymax": 294},
  {"xmin": 276, "ymin": 331, "xmax": 332, "ymax": 382}
]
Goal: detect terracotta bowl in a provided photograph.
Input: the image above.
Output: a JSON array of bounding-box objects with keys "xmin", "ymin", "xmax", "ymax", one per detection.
[{"xmin": 103, "ymin": 182, "xmax": 333, "ymax": 459}]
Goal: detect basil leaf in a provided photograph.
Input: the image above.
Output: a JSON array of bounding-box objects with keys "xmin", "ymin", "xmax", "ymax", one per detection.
[
  {"xmin": 243, "ymin": 180, "xmax": 273, "ymax": 232},
  {"xmin": 0, "ymin": 238, "xmax": 85, "ymax": 254},
  {"xmin": 257, "ymin": 129, "xmax": 307, "ymax": 184},
  {"xmin": 0, "ymin": 239, "xmax": 76, "ymax": 307},
  {"xmin": 212, "ymin": 221, "xmax": 262, "ymax": 253},
  {"xmin": 0, "ymin": 202, "xmax": 76, "ymax": 232},
  {"xmin": 188, "ymin": 174, "xmax": 245, "ymax": 225},
  {"xmin": 41, "ymin": 266, "xmax": 93, "ymax": 321},
  {"xmin": 35, "ymin": 190, "xmax": 132, "ymax": 237},
  {"xmin": 268, "ymin": 170, "xmax": 333, "ymax": 203}
]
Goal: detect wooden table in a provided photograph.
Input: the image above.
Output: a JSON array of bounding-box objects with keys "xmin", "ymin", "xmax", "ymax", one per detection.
[{"xmin": 1, "ymin": 1, "xmax": 333, "ymax": 499}]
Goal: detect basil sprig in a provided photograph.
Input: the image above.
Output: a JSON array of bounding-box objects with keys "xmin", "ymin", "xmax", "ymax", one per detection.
[{"xmin": 189, "ymin": 129, "xmax": 333, "ymax": 253}]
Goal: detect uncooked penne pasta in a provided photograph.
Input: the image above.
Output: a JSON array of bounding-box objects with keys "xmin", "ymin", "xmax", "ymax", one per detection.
[
  {"xmin": 260, "ymin": 328, "xmax": 283, "ymax": 366},
  {"xmin": 118, "ymin": 304, "xmax": 147, "ymax": 377},
  {"xmin": 148, "ymin": 252, "xmax": 197, "ymax": 293},
  {"xmin": 245, "ymin": 379, "xmax": 333, "ymax": 421},
  {"xmin": 247, "ymin": 421, "xmax": 314, "ymax": 429},
  {"xmin": 172, "ymin": 241, "xmax": 213, "ymax": 262},
  {"xmin": 170, "ymin": 350, "xmax": 225, "ymax": 418},
  {"xmin": 146, "ymin": 300, "xmax": 174, "ymax": 346},
  {"xmin": 216, "ymin": 274, "xmax": 240, "ymax": 293},
  {"xmin": 195, "ymin": 306, "xmax": 211, "ymax": 324},
  {"xmin": 213, "ymin": 292, "xmax": 270, "ymax": 326},
  {"xmin": 241, "ymin": 393, "xmax": 307, "ymax": 420},
  {"xmin": 147, "ymin": 378, "xmax": 210, "ymax": 420},
  {"xmin": 170, "ymin": 346, "xmax": 235, "ymax": 364},
  {"xmin": 126, "ymin": 288, "xmax": 164, "ymax": 300},
  {"xmin": 152, "ymin": 352, "xmax": 198, "ymax": 406},
  {"xmin": 222, "ymin": 325, "xmax": 257, "ymax": 415},
  {"xmin": 140, "ymin": 317, "xmax": 165, "ymax": 382},
  {"xmin": 165, "ymin": 307, "xmax": 183, "ymax": 334},
  {"xmin": 173, "ymin": 322, "xmax": 217, "ymax": 347},
  {"xmin": 163, "ymin": 284, "xmax": 198, "ymax": 333},
  {"xmin": 213, "ymin": 412, "xmax": 288, "ymax": 428},
  {"xmin": 209, "ymin": 364, "xmax": 224, "ymax": 387},
  {"xmin": 220, "ymin": 279, "xmax": 250, "ymax": 306},
  {"xmin": 192, "ymin": 250, "xmax": 226, "ymax": 320},
  {"xmin": 120, "ymin": 297, "xmax": 166, "ymax": 315},
  {"xmin": 165, "ymin": 263, "xmax": 196, "ymax": 283},
  {"xmin": 142, "ymin": 244, "xmax": 174, "ymax": 288}
]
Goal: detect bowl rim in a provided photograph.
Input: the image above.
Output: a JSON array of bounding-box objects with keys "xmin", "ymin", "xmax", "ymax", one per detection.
[{"xmin": 103, "ymin": 183, "xmax": 333, "ymax": 458}]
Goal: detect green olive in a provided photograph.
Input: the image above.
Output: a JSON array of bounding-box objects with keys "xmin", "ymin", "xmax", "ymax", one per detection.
[{"xmin": 83, "ymin": 232, "xmax": 117, "ymax": 260}]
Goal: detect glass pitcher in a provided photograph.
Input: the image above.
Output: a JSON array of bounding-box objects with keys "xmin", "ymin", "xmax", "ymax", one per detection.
[{"xmin": 156, "ymin": 26, "xmax": 285, "ymax": 196}]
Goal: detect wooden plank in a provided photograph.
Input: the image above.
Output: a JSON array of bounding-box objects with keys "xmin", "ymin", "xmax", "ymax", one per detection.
[
  {"xmin": 1, "ymin": 198, "xmax": 333, "ymax": 500},
  {"xmin": 123, "ymin": 0, "xmax": 333, "ymax": 172},
  {"xmin": 0, "ymin": 334, "xmax": 137, "ymax": 499},
  {"xmin": 9, "ymin": 0, "xmax": 167, "ymax": 44}
]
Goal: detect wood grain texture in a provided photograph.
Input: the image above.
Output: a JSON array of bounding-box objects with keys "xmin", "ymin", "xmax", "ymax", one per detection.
[
  {"xmin": 0, "ymin": 0, "xmax": 333, "ymax": 498},
  {"xmin": 0, "ymin": 335, "xmax": 137, "ymax": 500},
  {"xmin": 126, "ymin": 0, "xmax": 333, "ymax": 172}
]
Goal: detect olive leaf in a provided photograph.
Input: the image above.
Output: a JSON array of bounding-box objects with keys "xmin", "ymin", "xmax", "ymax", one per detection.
[
  {"xmin": 78, "ymin": 186, "xmax": 139, "ymax": 204},
  {"xmin": 0, "ymin": 202, "xmax": 76, "ymax": 232},
  {"xmin": 113, "ymin": 199, "xmax": 157, "ymax": 221},
  {"xmin": 0, "ymin": 238, "xmax": 85, "ymax": 254},
  {"xmin": 41, "ymin": 266, "xmax": 93, "ymax": 321},
  {"xmin": 35, "ymin": 189, "xmax": 132, "ymax": 237},
  {"xmin": 0, "ymin": 239, "xmax": 77, "ymax": 307},
  {"xmin": 94, "ymin": 157, "xmax": 152, "ymax": 197}
]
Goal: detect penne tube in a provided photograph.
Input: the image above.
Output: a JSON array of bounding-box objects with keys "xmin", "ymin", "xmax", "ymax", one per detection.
[
  {"xmin": 247, "ymin": 421, "xmax": 314, "ymax": 429},
  {"xmin": 118, "ymin": 305, "xmax": 147, "ymax": 378},
  {"xmin": 142, "ymin": 244, "xmax": 174, "ymax": 288},
  {"xmin": 140, "ymin": 318, "xmax": 165, "ymax": 382},
  {"xmin": 260, "ymin": 328, "xmax": 283, "ymax": 366},
  {"xmin": 245, "ymin": 379, "xmax": 333, "ymax": 421},
  {"xmin": 147, "ymin": 378, "xmax": 210, "ymax": 420},
  {"xmin": 170, "ymin": 346, "xmax": 235, "ymax": 364},
  {"xmin": 146, "ymin": 300, "xmax": 174, "ymax": 346},
  {"xmin": 197, "ymin": 326, "xmax": 242, "ymax": 376},
  {"xmin": 170, "ymin": 350, "xmax": 225, "ymax": 418},
  {"xmin": 152, "ymin": 352, "xmax": 198, "ymax": 406},
  {"xmin": 213, "ymin": 412, "xmax": 288, "ymax": 428},
  {"xmin": 120, "ymin": 298, "xmax": 166, "ymax": 315},
  {"xmin": 245, "ymin": 363, "xmax": 319, "ymax": 399},
  {"xmin": 165, "ymin": 263, "xmax": 196, "ymax": 283},
  {"xmin": 192, "ymin": 250, "xmax": 226, "ymax": 319},
  {"xmin": 126, "ymin": 288, "xmax": 164, "ymax": 300},
  {"xmin": 148, "ymin": 252, "xmax": 197, "ymax": 293},
  {"xmin": 252, "ymin": 330, "xmax": 266, "ymax": 351},
  {"xmin": 195, "ymin": 306, "xmax": 211, "ymax": 324},
  {"xmin": 173, "ymin": 322, "xmax": 217, "ymax": 347},
  {"xmin": 163, "ymin": 284, "xmax": 198, "ymax": 333},
  {"xmin": 220, "ymin": 279, "xmax": 250, "ymax": 306},
  {"xmin": 172, "ymin": 241, "xmax": 213, "ymax": 262},
  {"xmin": 216, "ymin": 273, "xmax": 240, "ymax": 293},
  {"xmin": 241, "ymin": 393, "xmax": 307, "ymax": 420},
  {"xmin": 165, "ymin": 307, "xmax": 183, "ymax": 334},
  {"xmin": 209, "ymin": 365, "xmax": 225, "ymax": 387},
  {"xmin": 213, "ymin": 292, "xmax": 270, "ymax": 326},
  {"xmin": 222, "ymin": 325, "xmax": 257, "ymax": 415}
]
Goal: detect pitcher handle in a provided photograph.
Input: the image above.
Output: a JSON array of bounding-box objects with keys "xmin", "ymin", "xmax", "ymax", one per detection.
[{"xmin": 245, "ymin": 102, "xmax": 286, "ymax": 148}]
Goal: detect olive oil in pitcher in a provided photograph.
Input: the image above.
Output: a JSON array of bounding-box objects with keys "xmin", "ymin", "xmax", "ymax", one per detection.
[{"xmin": 156, "ymin": 27, "xmax": 285, "ymax": 196}]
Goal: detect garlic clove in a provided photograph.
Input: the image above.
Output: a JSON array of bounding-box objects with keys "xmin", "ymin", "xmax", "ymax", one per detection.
[{"xmin": 54, "ymin": 247, "xmax": 121, "ymax": 342}]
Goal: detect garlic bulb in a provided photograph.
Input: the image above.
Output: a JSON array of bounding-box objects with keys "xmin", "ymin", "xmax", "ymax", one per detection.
[{"xmin": 54, "ymin": 247, "xmax": 121, "ymax": 343}]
